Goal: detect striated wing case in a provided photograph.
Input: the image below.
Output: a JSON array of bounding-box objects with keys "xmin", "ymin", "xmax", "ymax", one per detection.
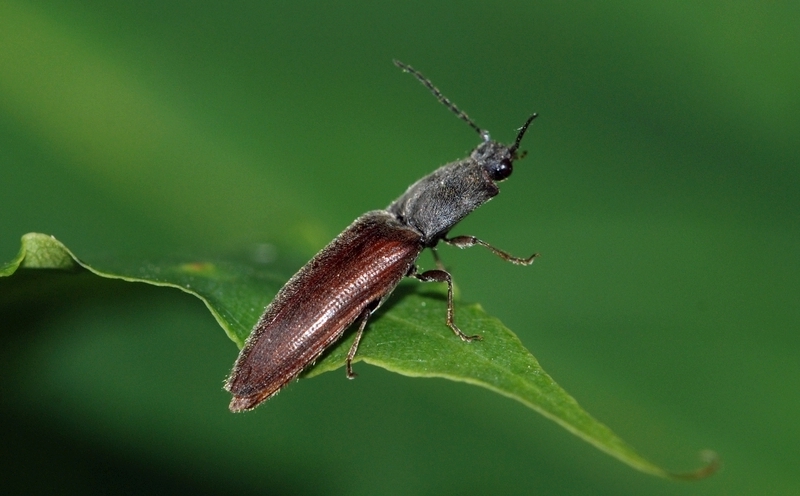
[{"xmin": 226, "ymin": 210, "xmax": 423, "ymax": 411}]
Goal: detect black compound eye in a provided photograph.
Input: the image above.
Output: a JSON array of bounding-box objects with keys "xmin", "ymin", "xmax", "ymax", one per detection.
[{"xmin": 489, "ymin": 159, "xmax": 513, "ymax": 181}]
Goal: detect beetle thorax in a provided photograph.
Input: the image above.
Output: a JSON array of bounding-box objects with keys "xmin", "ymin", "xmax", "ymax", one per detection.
[{"xmin": 387, "ymin": 140, "xmax": 517, "ymax": 246}]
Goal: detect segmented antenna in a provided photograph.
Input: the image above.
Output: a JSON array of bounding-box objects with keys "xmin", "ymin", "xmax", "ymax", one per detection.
[
  {"xmin": 509, "ymin": 113, "xmax": 538, "ymax": 154},
  {"xmin": 393, "ymin": 60, "xmax": 489, "ymax": 141}
]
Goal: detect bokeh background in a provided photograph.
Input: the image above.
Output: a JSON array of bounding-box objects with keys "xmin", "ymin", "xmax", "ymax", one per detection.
[{"xmin": 2, "ymin": 1, "xmax": 798, "ymax": 494}]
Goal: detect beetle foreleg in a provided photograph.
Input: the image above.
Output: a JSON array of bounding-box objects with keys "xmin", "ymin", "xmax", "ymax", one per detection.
[{"xmin": 444, "ymin": 235, "xmax": 539, "ymax": 265}]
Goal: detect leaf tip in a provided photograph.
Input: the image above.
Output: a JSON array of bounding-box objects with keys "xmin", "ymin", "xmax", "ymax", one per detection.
[{"xmin": 667, "ymin": 450, "xmax": 721, "ymax": 481}]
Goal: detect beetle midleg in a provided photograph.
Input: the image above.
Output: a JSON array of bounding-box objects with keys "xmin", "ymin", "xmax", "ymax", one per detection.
[
  {"xmin": 430, "ymin": 247, "xmax": 446, "ymax": 271},
  {"xmin": 444, "ymin": 235, "xmax": 539, "ymax": 265},
  {"xmin": 409, "ymin": 266, "xmax": 481, "ymax": 342},
  {"xmin": 346, "ymin": 301, "xmax": 378, "ymax": 379}
]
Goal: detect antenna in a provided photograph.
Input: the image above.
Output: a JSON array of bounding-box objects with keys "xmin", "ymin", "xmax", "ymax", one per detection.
[
  {"xmin": 509, "ymin": 113, "xmax": 538, "ymax": 154},
  {"xmin": 393, "ymin": 60, "xmax": 489, "ymax": 141}
]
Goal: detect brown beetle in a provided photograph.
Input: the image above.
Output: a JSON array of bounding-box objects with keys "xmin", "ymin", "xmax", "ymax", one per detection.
[{"xmin": 225, "ymin": 61, "xmax": 538, "ymax": 412}]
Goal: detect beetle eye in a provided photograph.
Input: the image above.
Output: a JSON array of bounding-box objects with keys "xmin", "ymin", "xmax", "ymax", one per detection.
[{"xmin": 489, "ymin": 159, "xmax": 513, "ymax": 181}]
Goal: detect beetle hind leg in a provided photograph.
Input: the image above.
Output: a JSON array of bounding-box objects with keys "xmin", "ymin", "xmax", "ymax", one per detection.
[{"xmin": 346, "ymin": 302, "xmax": 379, "ymax": 379}]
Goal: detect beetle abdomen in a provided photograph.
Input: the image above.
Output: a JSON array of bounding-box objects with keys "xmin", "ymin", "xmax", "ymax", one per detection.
[{"xmin": 226, "ymin": 210, "xmax": 423, "ymax": 411}]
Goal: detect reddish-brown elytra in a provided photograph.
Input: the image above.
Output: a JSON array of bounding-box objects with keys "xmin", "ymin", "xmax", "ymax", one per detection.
[{"xmin": 225, "ymin": 60, "xmax": 538, "ymax": 412}]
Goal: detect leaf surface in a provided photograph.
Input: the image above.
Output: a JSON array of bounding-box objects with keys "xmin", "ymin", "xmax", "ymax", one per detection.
[{"xmin": 1, "ymin": 232, "xmax": 717, "ymax": 479}]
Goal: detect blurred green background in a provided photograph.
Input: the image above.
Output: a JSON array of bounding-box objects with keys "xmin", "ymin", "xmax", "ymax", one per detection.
[{"xmin": 1, "ymin": 1, "xmax": 798, "ymax": 494}]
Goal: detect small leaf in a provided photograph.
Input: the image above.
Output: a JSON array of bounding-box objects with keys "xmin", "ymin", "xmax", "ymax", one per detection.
[{"xmin": 2, "ymin": 232, "xmax": 717, "ymax": 479}]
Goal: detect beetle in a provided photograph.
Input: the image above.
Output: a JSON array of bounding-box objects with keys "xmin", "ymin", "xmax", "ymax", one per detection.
[{"xmin": 225, "ymin": 60, "xmax": 538, "ymax": 412}]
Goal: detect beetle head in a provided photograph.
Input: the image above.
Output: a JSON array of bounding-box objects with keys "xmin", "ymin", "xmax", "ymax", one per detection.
[{"xmin": 471, "ymin": 113, "xmax": 537, "ymax": 183}]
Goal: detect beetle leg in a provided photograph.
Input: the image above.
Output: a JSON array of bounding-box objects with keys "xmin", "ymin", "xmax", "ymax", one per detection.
[
  {"xmin": 444, "ymin": 235, "xmax": 539, "ymax": 265},
  {"xmin": 411, "ymin": 267, "xmax": 481, "ymax": 342},
  {"xmin": 430, "ymin": 247, "xmax": 446, "ymax": 271},
  {"xmin": 346, "ymin": 303, "xmax": 376, "ymax": 379}
]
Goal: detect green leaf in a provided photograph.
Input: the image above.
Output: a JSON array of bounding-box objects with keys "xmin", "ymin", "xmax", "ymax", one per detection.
[
  {"xmin": 1, "ymin": 233, "xmax": 291, "ymax": 345},
  {"xmin": 2, "ymin": 232, "xmax": 717, "ymax": 480}
]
